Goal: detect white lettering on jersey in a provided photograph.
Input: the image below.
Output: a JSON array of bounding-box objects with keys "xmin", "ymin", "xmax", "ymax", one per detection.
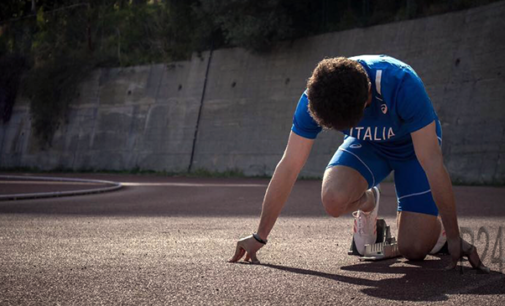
[
  {"xmin": 349, "ymin": 126, "xmax": 396, "ymax": 141},
  {"xmin": 354, "ymin": 126, "xmax": 364, "ymax": 138},
  {"xmin": 349, "ymin": 126, "xmax": 363, "ymax": 139},
  {"xmin": 388, "ymin": 127, "xmax": 395, "ymax": 138},
  {"xmin": 363, "ymin": 127, "xmax": 372, "ymax": 140},
  {"xmin": 374, "ymin": 128, "xmax": 381, "ymax": 141}
]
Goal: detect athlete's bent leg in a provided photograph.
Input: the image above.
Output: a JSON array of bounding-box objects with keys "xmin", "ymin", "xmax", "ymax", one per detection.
[
  {"xmin": 324, "ymin": 138, "xmax": 392, "ymax": 256},
  {"xmin": 397, "ymin": 211, "xmax": 440, "ymax": 260},
  {"xmin": 321, "ymin": 165, "xmax": 375, "ymax": 218},
  {"xmin": 323, "ymin": 137, "xmax": 391, "ymax": 218},
  {"xmin": 392, "ymin": 152, "xmax": 442, "ymax": 260}
]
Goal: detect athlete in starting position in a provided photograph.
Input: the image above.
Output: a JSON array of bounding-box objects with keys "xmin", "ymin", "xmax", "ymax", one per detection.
[{"xmin": 229, "ymin": 55, "xmax": 486, "ymax": 271}]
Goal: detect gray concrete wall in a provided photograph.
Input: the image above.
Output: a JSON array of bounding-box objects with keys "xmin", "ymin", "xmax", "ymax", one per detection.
[
  {"xmin": 1, "ymin": 1, "xmax": 505, "ymax": 183},
  {"xmin": 192, "ymin": 1, "xmax": 505, "ymax": 183},
  {"xmin": 0, "ymin": 53, "xmax": 210, "ymax": 173}
]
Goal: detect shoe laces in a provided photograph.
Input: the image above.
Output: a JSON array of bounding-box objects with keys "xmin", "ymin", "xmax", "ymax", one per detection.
[{"xmin": 353, "ymin": 210, "xmax": 374, "ymax": 235}]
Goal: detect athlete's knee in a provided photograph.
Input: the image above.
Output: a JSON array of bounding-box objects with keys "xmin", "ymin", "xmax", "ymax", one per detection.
[
  {"xmin": 321, "ymin": 190, "xmax": 352, "ymax": 218},
  {"xmin": 398, "ymin": 240, "xmax": 428, "ymax": 261}
]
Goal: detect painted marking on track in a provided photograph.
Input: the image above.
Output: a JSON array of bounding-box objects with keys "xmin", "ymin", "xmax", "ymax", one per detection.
[
  {"xmin": 121, "ymin": 182, "xmax": 267, "ymax": 187},
  {"xmin": 0, "ymin": 181, "xmax": 103, "ymax": 186}
]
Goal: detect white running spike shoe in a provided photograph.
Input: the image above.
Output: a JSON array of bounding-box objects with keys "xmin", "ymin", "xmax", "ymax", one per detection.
[
  {"xmin": 429, "ymin": 217, "xmax": 447, "ymax": 254},
  {"xmin": 352, "ymin": 186, "xmax": 380, "ymax": 256}
]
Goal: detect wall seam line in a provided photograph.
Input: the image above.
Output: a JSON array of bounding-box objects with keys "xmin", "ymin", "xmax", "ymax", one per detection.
[{"xmin": 188, "ymin": 50, "xmax": 213, "ymax": 173}]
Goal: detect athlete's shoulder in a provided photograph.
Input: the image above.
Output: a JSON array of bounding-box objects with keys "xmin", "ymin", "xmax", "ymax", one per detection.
[
  {"xmin": 291, "ymin": 91, "xmax": 322, "ymax": 139},
  {"xmin": 351, "ymin": 55, "xmax": 412, "ymax": 76},
  {"xmin": 350, "ymin": 54, "xmax": 407, "ymax": 66}
]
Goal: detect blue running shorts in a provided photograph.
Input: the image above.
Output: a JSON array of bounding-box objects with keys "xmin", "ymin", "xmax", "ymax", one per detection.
[{"xmin": 327, "ymin": 136, "xmax": 439, "ymax": 216}]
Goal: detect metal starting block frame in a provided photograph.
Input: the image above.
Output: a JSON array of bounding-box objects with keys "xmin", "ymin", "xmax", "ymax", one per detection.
[{"xmin": 348, "ymin": 219, "xmax": 401, "ymax": 261}]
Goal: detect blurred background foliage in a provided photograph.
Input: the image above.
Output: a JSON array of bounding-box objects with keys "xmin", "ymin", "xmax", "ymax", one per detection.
[{"xmin": 0, "ymin": 0, "xmax": 499, "ymax": 145}]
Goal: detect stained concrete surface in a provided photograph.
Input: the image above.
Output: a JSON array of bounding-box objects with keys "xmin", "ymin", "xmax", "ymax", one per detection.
[{"xmin": 0, "ymin": 173, "xmax": 504, "ymax": 305}]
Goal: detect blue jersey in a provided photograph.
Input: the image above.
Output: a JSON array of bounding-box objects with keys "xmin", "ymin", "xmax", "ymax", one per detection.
[{"xmin": 291, "ymin": 55, "xmax": 441, "ymax": 160}]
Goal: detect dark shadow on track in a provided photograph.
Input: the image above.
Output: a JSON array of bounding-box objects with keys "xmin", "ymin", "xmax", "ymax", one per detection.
[{"xmin": 261, "ymin": 260, "xmax": 505, "ymax": 302}]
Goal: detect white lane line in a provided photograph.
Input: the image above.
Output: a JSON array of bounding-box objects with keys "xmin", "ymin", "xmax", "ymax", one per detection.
[
  {"xmin": 0, "ymin": 175, "xmax": 122, "ymax": 201},
  {"xmin": 0, "ymin": 181, "xmax": 102, "ymax": 186},
  {"xmin": 121, "ymin": 182, "xmax": 267, "ymax": 187}
]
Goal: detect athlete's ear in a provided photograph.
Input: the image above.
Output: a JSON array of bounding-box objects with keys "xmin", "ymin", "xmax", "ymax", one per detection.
[{"xmin": 368, "ymin": 82, "xmax": 372, "ymax": 92}]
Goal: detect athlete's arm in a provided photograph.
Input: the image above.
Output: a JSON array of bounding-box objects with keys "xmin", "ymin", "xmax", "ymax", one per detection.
[
  {"xmin": 411, "ymin": 122, "xmax": 458, "ymax": 238},
  {"xmin": 411, "ymin": 121, "xmax": 487, "ymax": 271},
  {"xmin": 229, "ymin": 131, "xmax": 314, "ymax": 263}
]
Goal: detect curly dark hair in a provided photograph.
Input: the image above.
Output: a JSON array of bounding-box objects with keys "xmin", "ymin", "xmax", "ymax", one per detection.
[{"xmin": 307, "ymin": 57, "xmax": 370, "ymax": 130}]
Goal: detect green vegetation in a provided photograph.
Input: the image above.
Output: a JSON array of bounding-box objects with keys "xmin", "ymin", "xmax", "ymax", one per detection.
[{"xmin": 0, "ymin": 0, "xmax": 500, "ymax": 146}]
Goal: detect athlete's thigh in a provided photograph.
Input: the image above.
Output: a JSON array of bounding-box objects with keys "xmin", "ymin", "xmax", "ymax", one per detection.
[
  {"xmin": 393, "ymin": 157, "xmax": 440, "ymax": 256},
  {"xmin": 392, "ymin": 157, "xmax": 439, "ymax": 216},
  {"xmin": 323, "ymin": 137, "xmax": 392, "ymax": 201},
  {"xmin": 323, "ymin": 165, "xmax": 368, "ymax": 203},
  {"xmin": 397, "ymin": 211, "xmax": 439, "ymax": 257}
]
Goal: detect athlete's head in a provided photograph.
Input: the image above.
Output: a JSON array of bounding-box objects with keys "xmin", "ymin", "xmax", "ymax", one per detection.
[{"xmin": 307, "ymin": 57, "xmax": 371, "ymax": 131}]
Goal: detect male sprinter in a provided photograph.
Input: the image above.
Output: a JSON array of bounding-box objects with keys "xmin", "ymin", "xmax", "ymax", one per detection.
[{"xmin": 229, "ymin": 55, "xmax": 487, "ymax": 271}]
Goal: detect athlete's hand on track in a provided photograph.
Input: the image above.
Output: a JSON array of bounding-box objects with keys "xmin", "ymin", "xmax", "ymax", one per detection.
[
  {"xmin": 229, "ymin": 235, "xmax": 264, "ymax": 264},
  {"xmin": 446, "ymin": 237, "xmax": 490, "ymax": 273}
]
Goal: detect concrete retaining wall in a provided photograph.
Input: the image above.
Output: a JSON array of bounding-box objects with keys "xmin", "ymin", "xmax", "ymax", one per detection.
[
  {"xmin": 0, "ymin": 55, "xmax": 210, "ymax": 173},
  {"xmin": 1, "ymin": 1, "xmax": 505, "ymax": 183}
]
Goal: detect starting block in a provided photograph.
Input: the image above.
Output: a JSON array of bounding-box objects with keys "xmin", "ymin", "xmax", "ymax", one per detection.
[{"xmin": 348, "ymin": 219, "xmax": 401, "ymax": 261}]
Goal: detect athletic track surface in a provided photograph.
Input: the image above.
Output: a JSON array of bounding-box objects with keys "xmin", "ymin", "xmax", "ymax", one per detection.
[{"xmin": 1, "ymin": 173, "xmax": 504, "ymax": 305}]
